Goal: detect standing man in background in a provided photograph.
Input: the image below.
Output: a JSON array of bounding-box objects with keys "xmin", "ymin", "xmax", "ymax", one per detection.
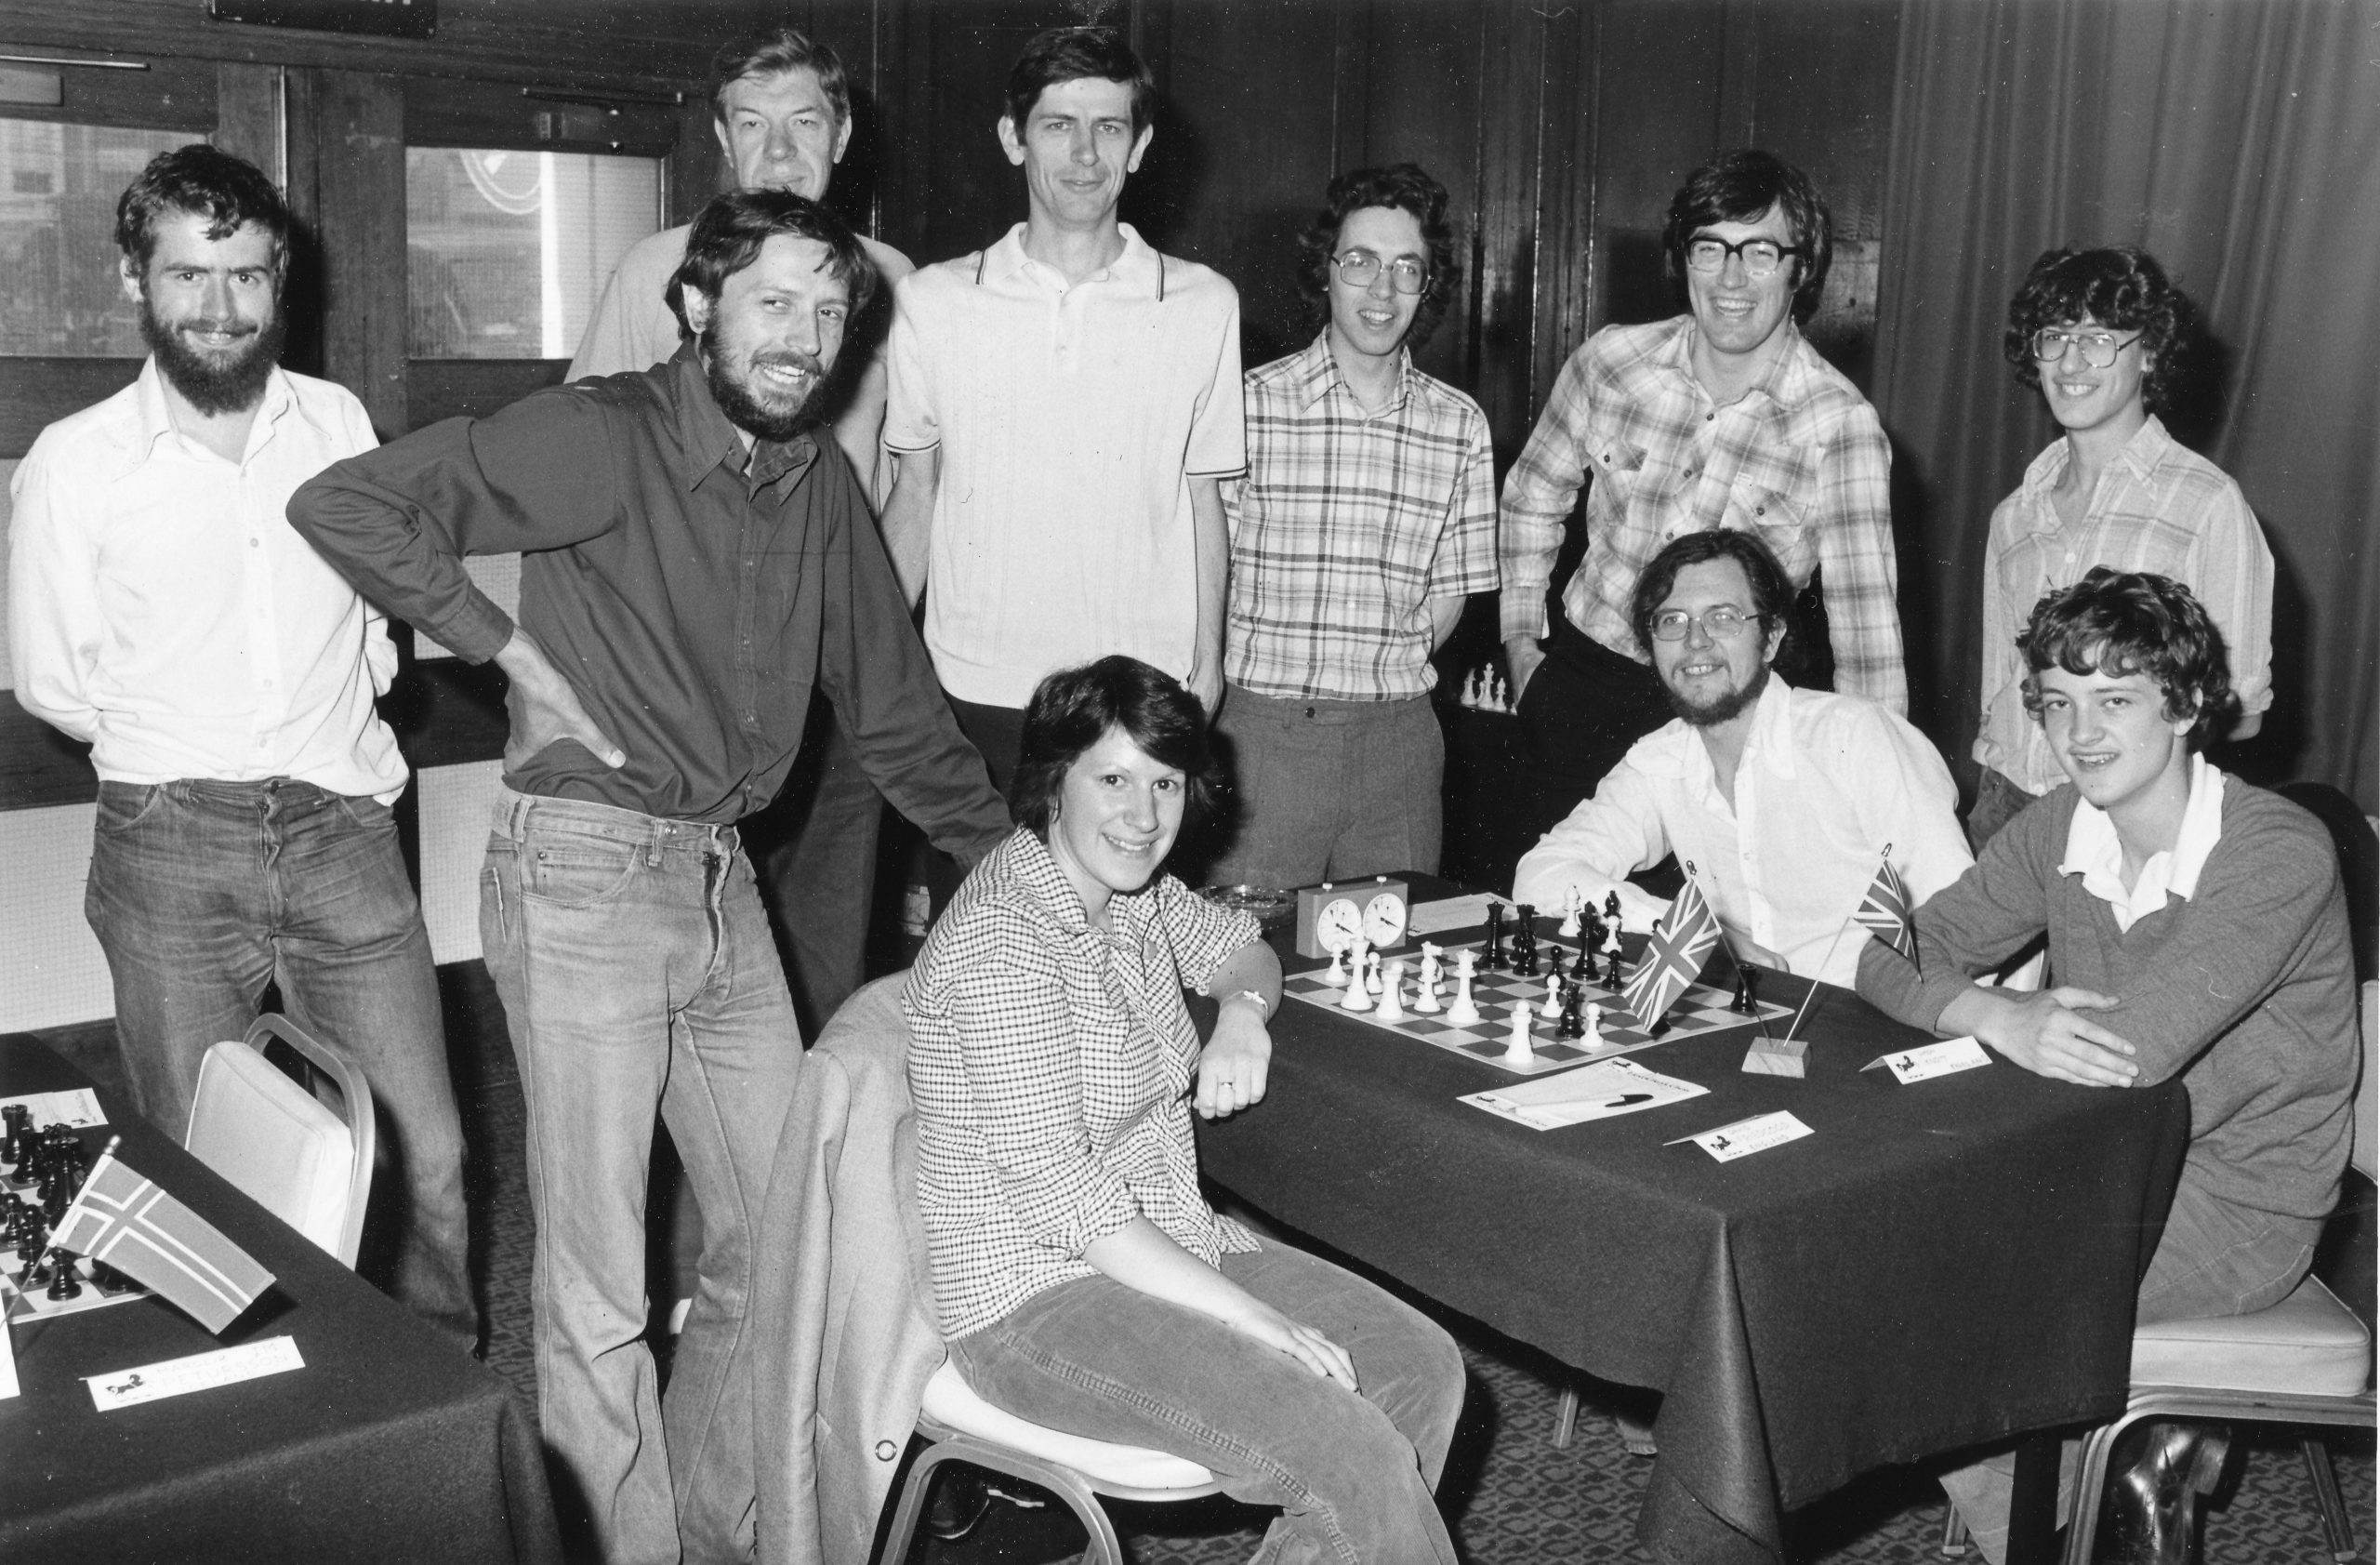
[
  {"xmin": 881, "ymin": 25, "xmax": 1246, "ymax": 789},
  {"xmin": 573, "ymin": 24, "xmax": 912, "ymax": 1034},
  {"xmin": 8, "ymin": 145, "xmax": 474, "ymax": 1349},
  {"xmin": 1210, "ymin": 163, "xmax": 1497, "ymax": 888},
  {"xmin": 1498, "ymin": 150, "xmax": 1906, "ymax": 845}
]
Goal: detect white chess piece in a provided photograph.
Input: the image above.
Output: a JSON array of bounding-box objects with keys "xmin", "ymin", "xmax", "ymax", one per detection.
[
  {"xmin": 1461, "ymin": 667, "xmax": 1482, "ymax": 708},
  {"xmin": 1375, "ymin": 960, "xmax": 1408, "ymax": 1022},
  {"xmin": 1557, "ymin": 886, "xmax": 1583, "ymax": 939},
  {"xmin": 1540, "ymin": 973, "xmax": 1565, "ymax": 1019},
  {"xmin": 1363, "ymin": 950, "xmax": 1383, "ymax": 995},
  {"xmin": 1584, "ymin": 1002, "xmax": 1604, "ymax": 1049},
  {"xmin": 1339, "ymin": 956, "xmax": 1375, "ymax": 1012},
  {"xmin": 1322, "ymin": 948, "xmax": 1349, "ymax": 988},
  {"xmin": 1503, "ymin": 1002, "xmax": 1535, "ymax": 1066},
  {"xmin": 1414, "ymin": 945, "xmax": 1443, "ymax": 1014},
  {"xmin": 1446, "ymin": 950, "xmax": 1480, "ymax": 1027}
]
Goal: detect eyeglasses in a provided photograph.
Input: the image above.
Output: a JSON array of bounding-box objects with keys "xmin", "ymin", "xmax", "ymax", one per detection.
[
  {"xmin": 1650, "ymin": 606, "xmax": 1759, "ymax": 642},
  {"xmin": 1683, "ymin": 237, "xmax": 1805, "ymax": 278},
  {"xmin": 1331, "ymin": 249, "xmax": 1429, "ymax": 295},
  {"xmin": 2030, "ymin": 326, "xmax": 2142, "ymax": 368}
]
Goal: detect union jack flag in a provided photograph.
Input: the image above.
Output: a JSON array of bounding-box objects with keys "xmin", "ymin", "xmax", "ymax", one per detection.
[
  {"xmin": 1852, "ymin": 856, "xmax": 1919, "ymax": 968},
  {"xmin": 1621, "ymin": 877, "xmax": 1722, "ymax": 1027},
  {"xmin": 50, "ymin": 1141, "xmax": 273, "ymax": 1334}
]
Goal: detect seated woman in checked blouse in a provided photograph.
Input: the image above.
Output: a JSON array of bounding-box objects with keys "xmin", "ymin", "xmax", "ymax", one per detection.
[{"xmin": 903, "ymin": 655, "xmax": 1466, "ymax": 1564}]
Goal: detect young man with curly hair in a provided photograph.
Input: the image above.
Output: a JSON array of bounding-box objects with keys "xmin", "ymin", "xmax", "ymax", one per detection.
[
  {"xmin": 1209, "ymin": 163, "xmax": 1499, "ymax": 886},
  {"xmin": 1968, "ymin": 246, "xmax": 2273, "ymax": 846}
]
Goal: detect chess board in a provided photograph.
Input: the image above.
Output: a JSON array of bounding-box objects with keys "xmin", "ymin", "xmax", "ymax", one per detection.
[
  {"xmin": 3, "ymin": 1248, "xmax": 147, "ymax": 1321},
  {"xmin": 1283, "ymin": 935, "xmax": 1792, "ymax": 1076}
]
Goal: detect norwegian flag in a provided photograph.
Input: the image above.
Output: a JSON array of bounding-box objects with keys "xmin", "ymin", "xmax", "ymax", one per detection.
[
  {"xmin": 50, "ymin": 1141, "xmax": 273, "ymax": 1333},
  {"xmin": 1853, "ymin": 856, "xmax": 1919, "ymax": 968},
  {"xmin": 1621, "ymin": 877, "xmax": 1722, "ymax": 1028}
]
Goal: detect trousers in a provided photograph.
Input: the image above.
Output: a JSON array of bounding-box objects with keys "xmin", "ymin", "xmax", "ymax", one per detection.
[
  {"xmin": 84, "ymin": 776, "xmax": 473, "ymax": 1347},
  {"xmin": 481, "ymin": 788, "xmax": 803, "ymax": 1565},
  {"xmin": 948, "ymin": 1239, "xmax": 1466, "ymax": 1565},
  {"xmin": 1511, "ymin": 613, "xmax": 1673, "ymax": 847},
  {"xmin": 1211, "ymin": 687, "xmax": 1446, "ymax": 888}
]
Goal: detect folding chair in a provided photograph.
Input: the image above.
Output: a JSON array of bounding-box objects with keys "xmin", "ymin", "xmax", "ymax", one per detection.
[{"xmin": 184, "ymin": 1013, "xmax": 376, "ymax": 1267}]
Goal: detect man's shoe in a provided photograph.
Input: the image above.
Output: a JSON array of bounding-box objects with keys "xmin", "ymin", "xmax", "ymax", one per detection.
[
  {"xmin": 924, "ymin": 1467, "xmax": 997, "ymax": 1543},
  {"xmin": 2098, "ymin": 1421, "xmax": 2232, "ymax": 1565}
]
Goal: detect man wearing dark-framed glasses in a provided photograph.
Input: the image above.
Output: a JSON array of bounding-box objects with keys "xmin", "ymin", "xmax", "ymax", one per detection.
[
  {"xmin": 1209, "ymin": 163, "xmax": 1498, "ymax": 889},
  {"xmin": 1498, "ymin": 149, "xmax": 1907, "ymax": 854},
  {"xmin": 1966, "ymin": 245, "xmax": 2272, "ymax": 849}
]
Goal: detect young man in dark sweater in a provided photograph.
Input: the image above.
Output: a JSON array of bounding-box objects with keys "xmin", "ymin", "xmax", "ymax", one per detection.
[{"xmin": 1858, "ymin": 568, "xmax": 2356, "ymax": 1565}]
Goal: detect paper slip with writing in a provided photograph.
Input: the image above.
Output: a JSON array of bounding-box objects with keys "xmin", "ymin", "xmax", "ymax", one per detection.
[
  {"xmin": 1408, "ymin": 893, "xmax": 1515, "ymax": 937},
  {"xmin": 86, "ymin": 1335, "xmax": 304, "ymax": 1411},
  {"xmin": 1673, "ymin": 1110, "xmax": 1813, "ymax": 1161},
  {"xmin": 1462, "ymin": 1056, "xmax": 1708, "ymax": 1131},
  {"xmin": 0, "ymin": 1303, "xmax": 18, "ymax": 1399},
  {"xmin": 1865, "ymin": 1037, "xmax": 1992, "ymax": 1083},
  {"xmin": 0, "ymin": 1089, "xmax": 106, "ymax": 1131}
]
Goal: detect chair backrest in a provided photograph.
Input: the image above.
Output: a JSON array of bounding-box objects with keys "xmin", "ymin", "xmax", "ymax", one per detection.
[
  {"xmin": 2356, "ymin": 979, "xmax": 2377, "ymax": 1185},
  {"xmin": 184, "ymin": 1014, "xmax": 376, "ymax": 1266}
]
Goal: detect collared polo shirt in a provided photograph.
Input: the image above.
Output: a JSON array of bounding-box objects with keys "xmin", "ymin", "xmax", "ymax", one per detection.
[
  {"xmin": 2060, "ymin": 752, "xmax": 2228, "ymax": 932},
  {"xmin": 1976, "ymin": 417, "xmax": 2273, "ymax": 793},
  {"xmin": 1499, "ymin": 314, "xmax": 1906, "ymax": 712},
  {"xmin": 1224, "ymin": 334, "xmax": 1498, "ymax": 701},
  {"xmin": 885, "ymin": 222, "xmax": 1246, "ymax": 708},
  {"xmin": 9, "ymin": 360, "xmax": 405, "ymax": 801}
]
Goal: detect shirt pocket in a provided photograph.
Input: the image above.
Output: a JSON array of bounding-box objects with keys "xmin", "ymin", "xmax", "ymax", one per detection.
[
  {"xmin": 1583, "ymin": 412, "xmax": 1650, "ymax": 506},
  {"xmin": 1726, "ymin": 444, "xmax": 1819, "ymax": 582}
]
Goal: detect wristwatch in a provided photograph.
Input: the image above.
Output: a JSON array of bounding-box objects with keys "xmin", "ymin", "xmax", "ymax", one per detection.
[{"xmin": 1223, "ymin": 988, "xmax": 1272, "ymax": 1021}]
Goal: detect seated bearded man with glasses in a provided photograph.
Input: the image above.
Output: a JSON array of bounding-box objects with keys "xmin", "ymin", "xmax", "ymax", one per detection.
[
  {"xmin": 1966, "ymin": 246, "xmax": 2274, "ymax": 848},
  {"xmin": 1514, "ymin": 529, "xmax": 1971, "ymax": 985},
  {"xmin": 1210, "ymin": 163, "xmax": 1499, "ymax": 888}
]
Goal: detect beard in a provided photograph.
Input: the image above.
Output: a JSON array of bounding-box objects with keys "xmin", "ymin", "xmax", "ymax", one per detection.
[
  {"xmin": 140, "ymin": 295, "xmax": 284, "ymax": 417},
  {"xmin": 1669, "ymin": 658, "xmax": 1770, "ymax": 729},
  {"xmin": 700, "ymin": 325, "xmax": 828, "ymax": 444}
]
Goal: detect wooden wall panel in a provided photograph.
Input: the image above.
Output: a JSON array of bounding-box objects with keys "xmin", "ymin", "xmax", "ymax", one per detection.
[{"xmin": 303, "ymin": 69, "xmax": 406, "ymax": 439}]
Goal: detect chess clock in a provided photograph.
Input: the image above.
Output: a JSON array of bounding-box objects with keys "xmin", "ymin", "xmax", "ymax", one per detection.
[{"xmin": 1295, "ymin": 877, "xmax": 1408, "ymax": 958}]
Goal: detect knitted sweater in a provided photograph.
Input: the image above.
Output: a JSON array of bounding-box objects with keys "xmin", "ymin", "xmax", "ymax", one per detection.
[{"xmin": 1858, "ymin": 778, "xmax": 2356, "ymax": 1225}]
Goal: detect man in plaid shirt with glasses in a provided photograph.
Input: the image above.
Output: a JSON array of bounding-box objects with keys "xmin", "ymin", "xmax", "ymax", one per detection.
[
  {"xmin": 1211, "ymin": 164, "xmax": 1498, "ymax": 888},
  {"xmin": 1499, "ymin": 149, "xmax": 1906, "ymax": 847}
]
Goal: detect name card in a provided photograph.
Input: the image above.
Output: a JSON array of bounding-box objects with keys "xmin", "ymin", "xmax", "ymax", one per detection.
[
  {"xmin": 86, "ymin": 1335, "xmax": 304, "ymax": 1411},
  {"xmin": 1869, "ymin": 1037, "xmax": 1992, "ymax": 1083},
  {"xmin": 1676, "ymin": 1110, "xmax": 1813, "ymax": 1162}
]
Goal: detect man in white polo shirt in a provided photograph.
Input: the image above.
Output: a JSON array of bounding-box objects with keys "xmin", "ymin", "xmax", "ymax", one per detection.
[{"xmin": 881, "ymin": 25, "xmax": 1245, "ymax": 786}]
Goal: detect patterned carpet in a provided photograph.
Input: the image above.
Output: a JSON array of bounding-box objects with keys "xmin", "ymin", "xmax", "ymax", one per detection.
[{"xmin": 435, "ymin": 966, "xmax": 2374, "ymax": 1565}]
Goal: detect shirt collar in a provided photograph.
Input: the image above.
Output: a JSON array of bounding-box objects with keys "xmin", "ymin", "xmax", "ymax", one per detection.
[
  {"xmin": 2058, "ymin": 752, "xmax": 2227, "ymax": 913},
  {"xmin": 2018, "ymin": 414, "xmax": 2178, "ymax": 526},
  {"xmin": 1290, "ymin": 331, "xmax": 1413, "ymax": 416},
  {"xmin": 664, "ymin": 339, "xmax": 818, "ymax": 496},
  {"xmin": 1004, "ymin": 826, "xmax": 1162, "ymax": 945},
  {"xmin": 988, "ymin": 221, "xmax": 1165, "ymax": 298},
  {"xmin": 122, "ymin": 357, "xmax": 295, "ymax": 476},
  {"xmin": 1663, "ymin": 313, "xmax": 1807, "ymax": 411},
  {"xmin": 1624, "ymin": 673, "xmax": 1795, "ymax": 785}
]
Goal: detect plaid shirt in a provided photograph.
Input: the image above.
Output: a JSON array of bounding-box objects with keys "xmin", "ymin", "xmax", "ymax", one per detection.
[
  {"xmin": 1976, "ymin": 415, "xmax": 2274, "ymax": 792},
  {"xmin": 1224, "ymin": 336, "xmax": 1500, "ymax": 701},
  {"xmin": 1499, "ymin": 315, "xmax": 1906, "ymax": 712},
  {"xmin": 904, "ymin": 829, "xmax": 1262, "ymax": 1339}
]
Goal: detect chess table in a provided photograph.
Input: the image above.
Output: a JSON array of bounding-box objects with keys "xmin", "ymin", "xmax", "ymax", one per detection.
[
  {"xmin": 1198, "ymin": 877, "xmax": 2192, "ymax": 1565},
  {"xmin": 0, "ymin": 1034, "xmax": 561, "ymax": 1564}
]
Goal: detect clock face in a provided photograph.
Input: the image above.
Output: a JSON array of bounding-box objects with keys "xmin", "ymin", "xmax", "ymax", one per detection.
[
  {"xmin": 1315, "ymin": 897, "xmax": 1364, "ymax": 954},
  {"xmin": 1361, "ymin": 891, "xmax": 1408, "ymax": 948}
]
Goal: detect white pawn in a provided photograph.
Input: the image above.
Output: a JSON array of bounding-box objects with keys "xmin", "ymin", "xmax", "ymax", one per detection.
[
  {"xmin": 1322, "ymin": 947, "xmax": 1349, "ymax": 988},
  {"xmin": 1446, "ymin": 950, "xmax": 1481, "ymax": 1027},
  {"xmin": 1540, "ymin": 973, "xmax": 1565, "ymax": 1019},
  {"xmin": 1365, "ymin": 949, "xmax": 1384, "ymax": 995},
  {"xmin": 1584, "ymin": 1002, "xmax": 1604, "ymax": 1049},
  {"xmin": 1504, "ymin": 1002, "xmax": 1535, "ymax": 1066},
  {"xmin": 1414, "ymin": 944, "xmax": 1443, "ymax": 1014},
  {"xmin": 1375, "ymin": 960, "xmax": 1408, "ymax": 1022},
  {"xmin": 1558, "ymin": 886, "xmax": 1583, "ymax": 940}
]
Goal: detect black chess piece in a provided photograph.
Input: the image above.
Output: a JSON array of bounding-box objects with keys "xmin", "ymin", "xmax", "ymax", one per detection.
[
  {"xmin": 25, "ymin": 1241, "xmax": 55, "ymax": 1287},
  {"xmin": 1513, "ymin": 906, "xmax": 1540, "ymax": 977},
  {"xmin": 92, "ymin": 1260, "xmax": 137, "ymax": 1295},
  {"xmin": 46, "ymin": 1250, "xmax": 81, "ymax": 1301},
  {"xmin": 1606, "ymin": 945, "xmax": 1625, "ymax": 990},
  {"xmin": 1569, "ymin": 937, "xmax": 1593, "ymax": 987},
  {"xmin": 1, "ymin": 1104, "xmax": 28, "ymax": 1167},
  {"xmin": 1480, "ymin": 904, "xmax": 1508, "ymax": 971},
  {"xmin": 16, "ymin": 1211, "xmax": 46, "ymax": 1270},
  {"xmin": 1732, "ymin": 968, "xmax": 1758, "ymax": 1015},
  {"xmin": 1556, "ymin": 985, "xmax": 1586, "ymax": 1041},
  {"xmin": 1604, "ymin": 891, "xmax": 1622, "ymax": 924}
]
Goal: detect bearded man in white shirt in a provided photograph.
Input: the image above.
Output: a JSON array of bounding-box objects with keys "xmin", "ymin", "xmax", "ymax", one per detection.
[
  {"xmin": 1514, "ymin": 528, "xmax": 1970, "ymax": 986},
  {"xmin": 7, "ymin": 146, "xmax": 471, "ymax": 1348}
]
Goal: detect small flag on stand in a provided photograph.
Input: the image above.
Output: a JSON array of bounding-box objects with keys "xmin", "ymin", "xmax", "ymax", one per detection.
[
  {"xmin": 49, "ymin": 1139, "xmax": 273, "ymax": 1334},
  {"xmin": 1852, "ymin": 856, "xmax": 1919, "ymax": 968},
  {"xmin": 1622, "ymin": 877, "xmax": 1722, "ymax": 1028}
]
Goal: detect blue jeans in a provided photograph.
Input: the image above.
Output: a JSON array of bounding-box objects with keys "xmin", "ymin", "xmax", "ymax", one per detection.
[
  {"xmin": 1212, "ymin": 689, "xmax": 1446, "ymax": 889},
  {"xmin": 83, "ymin": 777, "xmax": 472, "ymax": 1347},
  {"xmin": 481, "ymin": 789, "xmax": 802, "ymax": 1565},
  {"xmin": 947, "ymin": 1239, "xmax": 1465, "ymax": 1565}
]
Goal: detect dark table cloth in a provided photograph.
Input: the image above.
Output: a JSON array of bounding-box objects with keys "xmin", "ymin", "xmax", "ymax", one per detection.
[
  {"xmin": 1197, "ymin": 885, "xmax": 2190, "ymax": 1565},
  {"xmin": 0, "ymin": 1033, "xmax": 561, "ymax": 1565}
]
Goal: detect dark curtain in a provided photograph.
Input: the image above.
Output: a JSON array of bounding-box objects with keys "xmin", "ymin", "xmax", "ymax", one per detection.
[{"xmin": 1872, "ymin": 0, "xmax": 2379, "ymax": 813}]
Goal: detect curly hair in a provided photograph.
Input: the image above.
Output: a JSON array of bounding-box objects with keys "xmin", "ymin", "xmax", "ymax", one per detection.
[
  {"xmin": 2003, "ymin": 246, "xmax": 2191, "ymax": 415},
  {"xmin": 1660, "ymin": 149, "xmax": 1831, "ymax": 322},
  {"xmin": 115, "ymin": 143, "xmax": 288, "ymax": 276},
  {"xmin": 1012, "ymin": 657, "xmax": 1219, "ymax": 842},
  {"xmin": 1294, "ymin": 163, "xmax": 1460, "ymax": 351},
  {"xmin": 2017, "ymin": 568, "xmax": 2240, "ymax": 749},
  {"xmin": 667, "ymin": 189, "xmax": 875, "ymax": 338}
]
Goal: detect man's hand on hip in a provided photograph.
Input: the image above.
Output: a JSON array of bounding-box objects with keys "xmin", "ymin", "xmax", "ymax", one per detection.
[{"xmin": 495, "ymin": 629, "xmax": 626, "ymax": 772}]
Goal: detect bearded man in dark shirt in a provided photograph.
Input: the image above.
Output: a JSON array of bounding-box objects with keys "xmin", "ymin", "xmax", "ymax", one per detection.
[{"xmin": 290, "ymin": 190, "xmax": 1009, "ymax": 1565}]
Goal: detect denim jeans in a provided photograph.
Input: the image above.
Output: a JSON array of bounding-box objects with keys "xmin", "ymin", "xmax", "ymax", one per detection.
[
  {"xmin": 947, "ymin": 1239, "xmax": 1466, "ymax": 1565},
  {"xmin": 1212, "ymin": 688, "xmax": 1446, "ymax": 888},
  {"xmin": 481, "ymin": 789, "xmax": 802, "ymax": 1565},
  {"xmin": 83, "ymin": 777, "xmax": 473, "ymax": 1347}
]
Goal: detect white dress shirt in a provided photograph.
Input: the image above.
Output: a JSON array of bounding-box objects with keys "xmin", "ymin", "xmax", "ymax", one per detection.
[
  {"xmin": 8, "ymin": 360, "xmax": 406, "ymax": 801},
  {"xmin": 1514, "ymin": 678, "xmax": 1971, "ymax": 987}
]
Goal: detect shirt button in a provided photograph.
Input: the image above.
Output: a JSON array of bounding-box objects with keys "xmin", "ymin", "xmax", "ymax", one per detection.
[
  {"xmin": 875, "ymin": 1440, "xmax": 898, "ymax": 1461},
  {"xmin": 1705, "ymin": 412, "xmax": 1716, "ymax": 422}
]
